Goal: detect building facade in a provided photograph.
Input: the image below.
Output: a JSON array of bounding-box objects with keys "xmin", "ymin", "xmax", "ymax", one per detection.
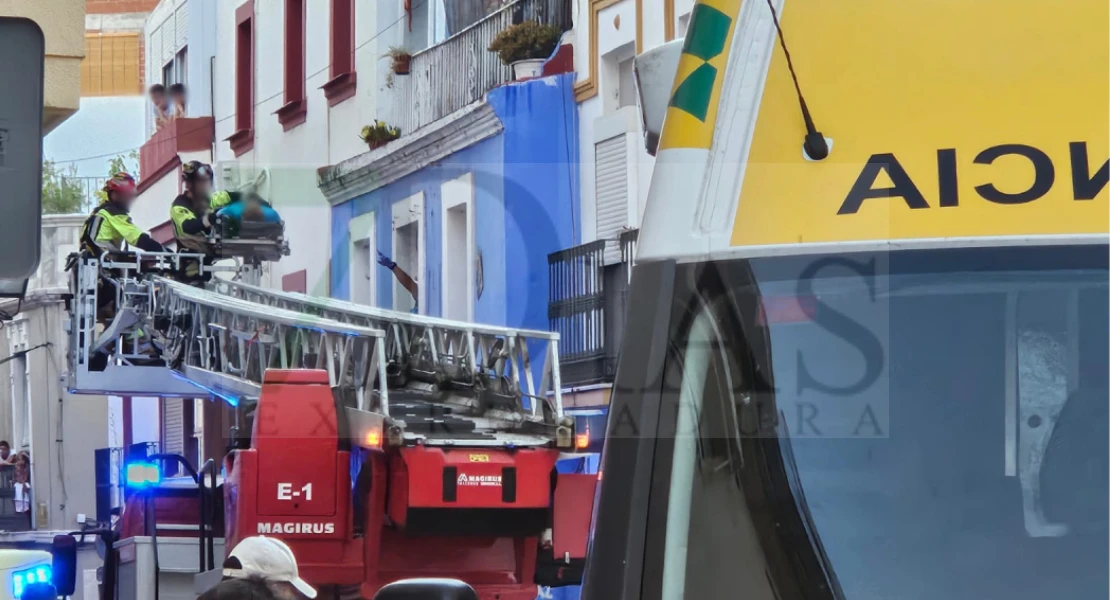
[
  {"xmin": 1, "ymin": 0, "xmax": 86, "ymax": 134},
  {"xmin": 547, "ymin": 0, "xmax": 693, "ymax": 408},
  {"xmin": 0, "ymin": 216, "xmax": 113, "ymax": 599},
  {"xmin": 43, "ymin": 0, "xmax": 159, "ymax": 211}
]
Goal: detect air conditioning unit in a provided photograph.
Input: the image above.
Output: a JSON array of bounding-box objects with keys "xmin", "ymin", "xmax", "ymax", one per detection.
[
  {"xmin": 217, "ymin": 163, "xmax": 270, "ymax": 197},
  {"xmin": 217, "ymin": 162, "xmax": 241, "ymax": 191}
]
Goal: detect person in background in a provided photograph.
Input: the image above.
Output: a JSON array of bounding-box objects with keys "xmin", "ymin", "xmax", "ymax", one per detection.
[
  {"xmin": 168, "ymin": 83, "xmax": 187, "ymax": 119},
  {"xmin": 216, "ymin": 536, "xmax": 318, "ymax": 599},
  {"xmin": 148, "ymin": 84, "xmax": 171, "ymax": 130},
  {"xmin": 14, "ymin": 451, "xmax": 30, "ymax": 529},
  {"xmin": 0, "ymin": 441, "xmax": 16, "ymax": 465},
  {"xmin": 377, "ymin": 251, "xmax": 419, "ymax": 313},
  {"xmin": 197, "ymin": 576, "xmax": 280, "ymax": 600}
]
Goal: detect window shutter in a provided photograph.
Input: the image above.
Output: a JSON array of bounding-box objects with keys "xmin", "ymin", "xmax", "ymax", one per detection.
[
  {"xmin": 80, "ymin": 34, "xmax": 141, "ymax": 97},
  {"xmin": 594, "ymin": 134, "xmax": 630, "ymax": 265},
  {"xmin": 150, "ymin": 26, "xmax": 163, "ymax": 71},
  {"xmin": 162, "ymin": 398, "xmax": 185, "ymax": 460},
  {"xmin": 175, "ymin": 5, "xmax": 188, "ymax": 48},
  {"xmin": 162, "ymin": 18, "xmax": 176, "ymax": 64}
]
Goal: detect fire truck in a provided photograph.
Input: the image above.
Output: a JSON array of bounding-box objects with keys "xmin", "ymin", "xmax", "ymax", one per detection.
[{"xmin": 62, "ymin": 238, "xmax": 596, "ymax": 599}]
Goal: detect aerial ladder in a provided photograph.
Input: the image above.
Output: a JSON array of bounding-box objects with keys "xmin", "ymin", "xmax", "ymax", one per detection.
[{"xmin": 63, "ymin": 249, "xmax": 596, "ymax": 600}]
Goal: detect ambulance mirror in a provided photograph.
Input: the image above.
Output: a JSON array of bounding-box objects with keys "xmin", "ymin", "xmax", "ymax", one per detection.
[
  {"xmin": 634, "ymin": 38, "xmax": 684, "ymax": 156},
  {"xmin": 0, "ymin": 17, "xmax": 45, "ymax": 295}
]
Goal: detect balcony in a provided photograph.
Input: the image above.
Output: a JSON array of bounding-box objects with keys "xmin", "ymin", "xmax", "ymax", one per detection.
[
  {"xmin": 0, "ymin": 465, "xmax": 31, "ymax": 532},
  {"xmin": 392, "ymin": 0, "xmax": 571, "ymax": 136},
  {"xmin": 138, "ymin": 117, "xmax": 215, "ymax": 190},
  {"xmin": 548, "ymin": 229, "xmax": 638, "ymax": 388}
]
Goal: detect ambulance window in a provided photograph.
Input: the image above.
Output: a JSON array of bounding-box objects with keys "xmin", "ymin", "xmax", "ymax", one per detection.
[
  {"xmin": 651, "ymin": 299, "xmax": 780, "ymax": 600},
  {"xmin": 642, "ymin": 245, "xmax": 1108, "ymax": 600}
]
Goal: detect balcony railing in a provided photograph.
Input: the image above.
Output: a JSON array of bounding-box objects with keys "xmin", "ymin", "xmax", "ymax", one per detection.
[
  {"xmin": 0, "ymin": 465, "xmax": 32, "ymax": 532},
  {"xmin": 548, "ymin": 229, "xmax": 638, "ymax": 387},
  {"xmin": 395, "ymin": 0, "xmax": 571, "ymax": 136},
  {"xmin": 58, "ymin": 175, "xmax": 109, "ymax": 214},
  {"xmin": 139, "ymin": 117, "xmax": 215, "ymax": 184}
]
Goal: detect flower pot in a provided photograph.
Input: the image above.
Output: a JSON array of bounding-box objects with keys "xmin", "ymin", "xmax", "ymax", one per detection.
[
  {"xmin": 392, "ymin": 55, "xmax": 411, "ymax": 75},
  {"xmin": 511, "ymin": 59, "xmax": 545, "ymax": 80},
  {"xmin": 368, "ymin": 139, "xmax": 388, "ymax": 150}
]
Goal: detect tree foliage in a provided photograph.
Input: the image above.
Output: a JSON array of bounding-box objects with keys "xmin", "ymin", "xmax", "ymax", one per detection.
[
  {"xmin": 41, "ymin": 160, "xmax": 85, "ymax": 214},
  {"xmin": 94, "ymin": 151, "xmax": 140, "ymax": 204}
]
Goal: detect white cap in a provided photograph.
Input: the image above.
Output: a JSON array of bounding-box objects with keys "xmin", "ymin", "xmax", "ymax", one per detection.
[{"xmin": 222, "ymin": 536, "xmax": 317, "ymax": 599}]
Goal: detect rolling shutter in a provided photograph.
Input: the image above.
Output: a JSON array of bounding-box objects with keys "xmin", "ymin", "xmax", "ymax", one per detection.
[
  {"xmin": 594, "ymin": 134, "xmax": 629, "ymax": 265},
  {"xmin": 161, "ymin": 17, "xmax": 176, "ymax": 64},
  {"xmin": 175, "ymin": 4, "xmax": 188, "ymax": 48},
  {"xmin": 162, "ymin": 398, "xmax": 185, "ymax": 460},
  {"xmin": 150, "ymin": 25, "xmax": 163, "ymax": 71}
]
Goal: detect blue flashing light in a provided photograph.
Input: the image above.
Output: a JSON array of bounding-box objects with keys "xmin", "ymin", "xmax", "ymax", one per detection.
[
  {"xmin": 125, "ymin": 461, "xmax": 161, "ymax": 488},
  {"xmin": 12, "ymin": 564, "xmax": 52, "ymax": 598}
]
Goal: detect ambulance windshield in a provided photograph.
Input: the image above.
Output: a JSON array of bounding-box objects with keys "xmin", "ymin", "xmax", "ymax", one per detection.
[{"xmin": 646, "ymin": 244, "xmax": 1108, "ymax": 600}]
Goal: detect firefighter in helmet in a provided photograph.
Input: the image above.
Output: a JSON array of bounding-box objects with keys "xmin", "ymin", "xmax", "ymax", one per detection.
[
  {"xmin": 171, "ymin": 161, "xmax": 234, "ymax": 282},
  {"xmin": 80, "ymin": 172, "xmax": 165, "ymax": 255}
]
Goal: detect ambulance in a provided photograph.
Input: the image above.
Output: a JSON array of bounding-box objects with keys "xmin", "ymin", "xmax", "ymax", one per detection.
[{"xmin": 583, "ymin": 0, "xmax": 1108, "ymax": 598}]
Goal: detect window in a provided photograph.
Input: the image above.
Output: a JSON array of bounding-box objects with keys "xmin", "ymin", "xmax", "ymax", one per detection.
[
  {"xmin": 175, "ymin": 47, "xmax": 188, "ymax": 85},
  {"xmin": 391, "ymin": 193, "xmax": 424, "ymax": 314},
  {"xmin": 81, "ymin": 33, "xmax": 141, "ymax": 97},
  {"xmin": 349, "ymin": 212, "xmax": 376, "ymax": 306},
  {"xmin": 323, "ymin": 0, "xmax": 356, "ymax": 106},
  {"xmin": 441, "ymin": 174, "xmax": 475, "ymax": 321},
  {"xmin": 618, "ymin": 56, "xmax": 636, "ymax": 108},
  {"xmin": 161, "ymin": 61, "xmax": 175, "ymax": 87},
  {"xmin": 631, "ymin": 246, "xmax": 1110, "ymax": 600},
  {"xmin": 227, "ymin": 0, "xmax": 255, "ymax": 156},
  {"xmin": 277, "ymin": 0, "xmax": 307, "ymax": 130}
]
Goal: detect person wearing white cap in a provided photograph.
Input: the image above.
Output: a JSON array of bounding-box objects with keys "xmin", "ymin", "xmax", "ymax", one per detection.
[{"xmin": 220, "ymin": 536, "xmax": 317, "ymax": 599}]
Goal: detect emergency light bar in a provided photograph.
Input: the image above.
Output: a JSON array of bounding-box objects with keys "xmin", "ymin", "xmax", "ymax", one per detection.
[
  {"xmin": 11, "ymin": 565, "xmax": 51, "ymax": 598},
  {"xmin": 125, "ymin": 462, "xmax": 161, "ymax": 488}
]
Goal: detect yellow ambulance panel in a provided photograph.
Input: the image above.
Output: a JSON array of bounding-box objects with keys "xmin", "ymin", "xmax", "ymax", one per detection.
[{"xmin": 730, "ymin": 0, "xmax": 1109, "ymax": 247}]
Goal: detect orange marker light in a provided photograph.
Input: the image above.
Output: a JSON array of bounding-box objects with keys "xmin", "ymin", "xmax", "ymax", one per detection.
[
  {"xmin": 575, "ymin": 431, "xmax": 589, "ymax": 450},
  {"xmin": 365, "ymin": 428, "xmax": 382, "ymax": 449}
]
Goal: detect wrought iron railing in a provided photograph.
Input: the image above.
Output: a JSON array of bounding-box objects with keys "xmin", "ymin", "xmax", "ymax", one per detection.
[
  {"xmin": 0, "ymin": 464, "xmax": 32, "ymax": 532},
  {"xmin": 547, "ymin": 229, "xmax": 638, "ymax": 387},
  {"xmin": 394, "ymin": 0, "xmax": 571, "ymax": 136},
  {"xmin": 60, "ymin": 176, "xmax": 110, "ymax": 214}
]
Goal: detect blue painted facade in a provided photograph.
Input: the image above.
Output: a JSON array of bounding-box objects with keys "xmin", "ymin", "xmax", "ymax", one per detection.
[{"xmin": 330, "ymin": 74, "xmax": 579, "ymax": 338}]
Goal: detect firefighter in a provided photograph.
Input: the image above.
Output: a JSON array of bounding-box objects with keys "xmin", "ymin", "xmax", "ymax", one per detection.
[
  {"xmin": 170, "ymin": 161, "xmax": 233, "ymax": 282},
  {"xmin": 80, "ymin": 172, "xmax": 165, "ymax": 255},
  {"xmin": 78, "ymin": 173, "xmax": 165, "ymax": 320}
]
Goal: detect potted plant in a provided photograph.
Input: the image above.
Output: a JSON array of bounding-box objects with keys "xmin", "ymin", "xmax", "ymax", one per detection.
[
  {"xmin": 385, "ymin": 46, "xmax": 412, "ymax": 75},
  {"xmin": 488, "ymin": 20, "xmax": 562, "ymax": 80},
  {"xmin": 360, "ymin": 121, "xmax": 402, "ymax": 150}
]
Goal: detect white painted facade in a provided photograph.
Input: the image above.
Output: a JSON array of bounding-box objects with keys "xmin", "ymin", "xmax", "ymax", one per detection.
[
  {"xmin": 572, "ymin": 0, "xmax": 694, "ymax": 247},
  {"xmin": 211, "ymin": 1, "xmax": 456, "ymax": 297},
  {"xmin": 145, "ymin": 0, "xmax": 219, "ymax": 135},
  {"xmin": 0, "ymin": 216, "xmax": 113, "ymax": 538}
]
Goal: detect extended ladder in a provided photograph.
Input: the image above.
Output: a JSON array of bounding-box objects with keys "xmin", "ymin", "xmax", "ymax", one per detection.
[{"xmin": 66, "ymin": 253, "xmax": 569, "ymax": 448}]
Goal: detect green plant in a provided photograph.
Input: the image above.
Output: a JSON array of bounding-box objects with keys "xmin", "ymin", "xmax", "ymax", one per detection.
[
  {"xmin": 383, "ymin": 46, "xmax": 411, "ymax": 60},
  {"xmin": 487, "ymin": 20, "xmax": 561, "ymax": 65},
  {"xmin": 384, "ymin": 45, "xmax": 412, "ymax": 74},
  {"xmin": 94, "ymin": 151, "xmax": 140, "ymax": 203},
  {"xmin": 41, "ymin": 160, "xmax": 85, "ymax": 214},
  {"xmin": 360, "ymin": 120, "xmax": 402, "ymax": 148}
]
